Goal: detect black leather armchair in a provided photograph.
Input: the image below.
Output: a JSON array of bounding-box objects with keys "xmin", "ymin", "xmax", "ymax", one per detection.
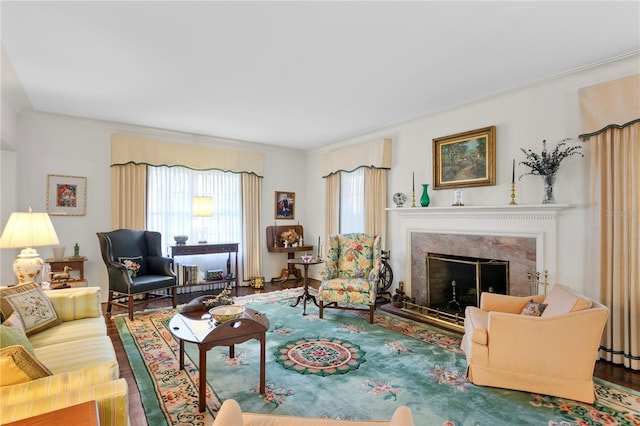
[{"xmin": 97, "ymin": 229, "xmax": 177, "ymax": 320}]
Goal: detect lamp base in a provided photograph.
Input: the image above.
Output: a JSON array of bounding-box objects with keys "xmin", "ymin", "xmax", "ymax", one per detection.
[{"xmin": 13, "ymin": 248, "xmax": 44, "ymax": 284}]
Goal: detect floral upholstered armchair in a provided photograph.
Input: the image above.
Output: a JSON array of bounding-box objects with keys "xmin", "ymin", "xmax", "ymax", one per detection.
[{"xmin": 318, "ymin": 233, "xmax": 382, "ymax": 324}]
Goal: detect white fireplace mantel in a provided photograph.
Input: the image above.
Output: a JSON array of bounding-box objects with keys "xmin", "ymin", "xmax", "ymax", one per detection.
[
  {"xmin": 386, "ymin": 203, "xmax": 572, "ymax": 216},
  {"xmin": 387, "ymin": 204, "xmax": 573, "ymax": 296}
]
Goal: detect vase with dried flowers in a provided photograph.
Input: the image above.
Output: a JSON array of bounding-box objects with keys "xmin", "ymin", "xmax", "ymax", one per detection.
[
  {"xmin": 280, "ymin": 228, "xmax": 299, "ymax": 246},
  {"xmin": 519, "ymin": 138, "xmax": 583, "ymax": 204}
]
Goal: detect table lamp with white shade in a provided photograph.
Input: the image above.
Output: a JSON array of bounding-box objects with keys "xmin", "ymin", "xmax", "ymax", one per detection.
[
  {"xmin": 192, "ymin": 196, "xmax": 213, "ymax": 244},
  {"xmin": 0, "ymin": 208, "xmax": 60, "ymax": 284}
]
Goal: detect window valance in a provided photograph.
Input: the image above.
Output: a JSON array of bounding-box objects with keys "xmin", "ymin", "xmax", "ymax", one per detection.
[
  {"xmin": 111, "ymin": 134, "xmax": 264, "ymax": 176},
  {"xmin": 579, "ymin": 74, "xmax": 640, "ymax": 138},
  {"xmin": 322, "ymin": 138, "xmax": 392, "ymax": 177}
]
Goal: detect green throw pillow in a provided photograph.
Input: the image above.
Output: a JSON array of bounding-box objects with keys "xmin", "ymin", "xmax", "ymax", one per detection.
[{"xmin": 0, "ymin": 324, "xmax": 35, "ymax": 355}]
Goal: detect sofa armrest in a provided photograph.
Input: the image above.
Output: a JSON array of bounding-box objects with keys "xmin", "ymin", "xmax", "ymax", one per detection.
[
  {"xmin": 486, "ymin": 307, "xmax": 608, "ymax": 379},
  {"xmin": 480, "ymin": 292, "xmax": 545, "ymax": 313},
  {"xmin": 44, "ymin": 287, "xmax": 102, "ymax": 321},
  {"xmin": 0, "ymin": 362, "xmax": 119, "ymax": 404},
  {"xmin": 0, "ymin": 378, "xmax": 128, "ymax": 425}
]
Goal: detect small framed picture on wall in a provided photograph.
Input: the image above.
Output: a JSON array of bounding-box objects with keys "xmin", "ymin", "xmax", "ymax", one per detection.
[
  {"xmin": 47, "ymin": 174, "xmax": 87, "ymax": 216},
  {"xmin": 274, "ymin": 191, "xmax": 295, "ymax": 220}
]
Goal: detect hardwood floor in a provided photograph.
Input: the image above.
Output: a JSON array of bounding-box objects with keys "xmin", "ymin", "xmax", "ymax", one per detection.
[{"xmin": 105, "ymin": 281, "xmax": 640, "ymax": 426}]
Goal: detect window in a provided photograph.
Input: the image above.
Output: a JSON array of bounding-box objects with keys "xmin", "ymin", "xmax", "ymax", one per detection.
[
  {"xmin": 147, "ymin": 166, "xmax": 242, "ymax": 274},
  {"xmin": 340, "ymin": 167, "xmax": 365, "ymax": 233}
]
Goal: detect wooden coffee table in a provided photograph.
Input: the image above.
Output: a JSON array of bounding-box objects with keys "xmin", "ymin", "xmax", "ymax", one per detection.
[{"xmin": 169, "ymin": 299, "xmax": 269, "ymax": 412}]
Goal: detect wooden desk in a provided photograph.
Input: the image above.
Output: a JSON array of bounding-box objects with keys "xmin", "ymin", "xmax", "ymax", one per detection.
[
  {"xmin": 4, "ymin": 400, "xmax": 99, "ymax": 425},
  {"xmin": 169, "ymin": 303, "xmax": 269, "ymax": 412},
  {"xmin": 266, "ymin": 225, "xmax": 314, "ymax": 283},
  {"xmin": 171, "ymin": 243, "xmax": 239, "ymax": 290}
]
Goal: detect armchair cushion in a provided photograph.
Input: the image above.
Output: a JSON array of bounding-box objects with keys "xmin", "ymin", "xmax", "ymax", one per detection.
[{"xmin": 541, "ymin": 284, "xmax": 592, "ymax": 317}]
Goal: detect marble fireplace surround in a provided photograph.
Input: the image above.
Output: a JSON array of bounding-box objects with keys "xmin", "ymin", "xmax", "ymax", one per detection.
[{"xmin": 388, "ymin": 204, "xmax": 571, "ymax": 306}]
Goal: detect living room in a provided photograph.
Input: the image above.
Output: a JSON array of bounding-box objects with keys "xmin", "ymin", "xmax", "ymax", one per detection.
[{"xmin": 1, "ymin": 2, "xmax": 639, "ymax": 424}]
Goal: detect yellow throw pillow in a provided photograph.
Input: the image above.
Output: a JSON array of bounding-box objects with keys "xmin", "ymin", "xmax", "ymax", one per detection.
[{"xmin": 0, "ymin": 345, "xmax": 51, "ymax": 387}]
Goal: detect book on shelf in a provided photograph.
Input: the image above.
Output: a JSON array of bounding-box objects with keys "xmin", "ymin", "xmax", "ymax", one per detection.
[{"xmin": 173, "ymin": 263, "xmax": 199, "ymax": 285}]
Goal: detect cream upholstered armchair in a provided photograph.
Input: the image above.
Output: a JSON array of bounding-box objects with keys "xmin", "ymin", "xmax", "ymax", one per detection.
[
  {"xmin": 461, "ymin": 284, "xmax": 609, "ymax": 403},
  {"xmin": 318, "ymin": 233, "xmax": 382, "ymax": 324},
  {"xmin": 213, "ymin": 399, "xmax": 414, "ymax": 426}
]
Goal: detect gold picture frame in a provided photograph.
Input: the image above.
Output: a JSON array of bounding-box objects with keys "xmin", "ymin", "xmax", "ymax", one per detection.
[
  {"xmin": 46, "ymin": 174, "xmax": 87, "ymax": 216},
  {"xmin": 433, "ymin": 126, "xmax": 496, "ymax": 189},
  {"xmin": 274, "ymin": 191, "xmax": 295, "ymax": 220}
]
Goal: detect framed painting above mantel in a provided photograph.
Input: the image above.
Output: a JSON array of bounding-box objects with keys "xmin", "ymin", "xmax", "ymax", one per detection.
[{"xmin": 433, "ymin": 126, "xmax": 496, "ymax": 190}]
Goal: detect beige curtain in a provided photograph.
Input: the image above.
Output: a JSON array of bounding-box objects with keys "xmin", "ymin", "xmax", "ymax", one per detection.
[
  {"xmin": 587, "ymin": 123, "xmax": 640, "ymax": 370},
  {"xmin": 322, "ymin": 137, "xmax": 392, "ymax": 247},
  {"xmin": 111, "ymin": 163, "xmax": 147, "ymax": 230},
  {"xmin": 364, "ymin": 167, "xmax": 387, "ymax": 248},
  {"xmin": 242, "ymin": 173, "xmax": 262, "ymax": 282},
  {"xmin": 580, "ymin": 75, "xmax": 640, "ymax": 370},
  {"xmin": 325, "ymin": 173, "xmax": 340, "ymax": 238}
]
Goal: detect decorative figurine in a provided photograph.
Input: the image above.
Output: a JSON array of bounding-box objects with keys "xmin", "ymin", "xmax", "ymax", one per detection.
[{"xmin": 73, "ymin": 243, "xmax": 80, "ymax": 257}]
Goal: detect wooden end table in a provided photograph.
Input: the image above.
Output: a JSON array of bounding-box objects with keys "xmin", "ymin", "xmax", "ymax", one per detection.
[
  {"xmin": 169, "ymin": 299, "xmax": 269, "ymax": 412},
  {"xmin": 4, "ymin": 400, "xmax": 99, "ymax": 425},
  {"xmin": 288, "ymin": 257, "xmax": 323, "ymax": 315}
]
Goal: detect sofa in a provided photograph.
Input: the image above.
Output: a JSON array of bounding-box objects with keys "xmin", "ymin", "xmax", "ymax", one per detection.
[
  {"xmin": 212, "ymin": 399, "xmax": 414, "ymax": 426},
  {"xmin": 461, "ymin": 283, "xmax": 609, "ymax": 403},
  {"xmin": 0, "ymin": 283, "xmax": 129, "ymax": 424}
]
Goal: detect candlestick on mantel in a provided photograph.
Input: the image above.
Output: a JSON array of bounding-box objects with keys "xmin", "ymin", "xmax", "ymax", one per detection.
[{"xmin": 412, "ymin": 172, "xmax": 415, "ymax": 191}]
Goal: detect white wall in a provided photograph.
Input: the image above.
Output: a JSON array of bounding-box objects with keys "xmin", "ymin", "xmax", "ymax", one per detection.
[
  {"xmin": 306, "ymin": 54, "xmax": 639, "ymax": 297},
  {"xmin": 3, "ymin": 111, "xmax": 307, "ymax": 299},
  {"xmin": 2, "ymin": 54, "xmax": 638, "ymax": 301}
]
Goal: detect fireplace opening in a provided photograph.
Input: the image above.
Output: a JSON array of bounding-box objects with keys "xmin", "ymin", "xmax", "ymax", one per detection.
[{"xmin": 426, "ymin": 253, "xmax": 509, "ymax": 316}]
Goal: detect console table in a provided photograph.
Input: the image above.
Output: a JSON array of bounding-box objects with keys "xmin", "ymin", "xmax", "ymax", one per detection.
[
  {"xmin": 266, "ymin": 225, "xmax": 313, "ymax": 283},
  {"xmin": 171, "ymin": 243, "xmax": 239, "ymax": 290}
]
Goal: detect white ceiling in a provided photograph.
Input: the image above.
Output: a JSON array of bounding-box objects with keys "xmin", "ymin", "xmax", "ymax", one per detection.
[{"xmin": 2, "ymin": 1, "xmax": 639, "ymax": 149}]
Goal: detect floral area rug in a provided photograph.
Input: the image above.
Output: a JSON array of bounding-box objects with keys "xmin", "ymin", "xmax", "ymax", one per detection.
[{"xmin": 114, "ymin": 287, "xmax": 640, "ymax": 426}]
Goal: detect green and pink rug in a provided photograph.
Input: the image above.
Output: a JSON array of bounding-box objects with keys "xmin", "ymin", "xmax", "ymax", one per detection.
[{"xmin": 115, "ymin": 288, "xmax": 640, "ymax": 425}]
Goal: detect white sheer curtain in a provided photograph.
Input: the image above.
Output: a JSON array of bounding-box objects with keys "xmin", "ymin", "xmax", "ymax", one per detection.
[
  {"xmin": 147, "ymin": 166, "xmax": 242, "ymax": 287},
  {"xmin": 340, "ymin": 168, "xmax": 365, "ymax": 234}
]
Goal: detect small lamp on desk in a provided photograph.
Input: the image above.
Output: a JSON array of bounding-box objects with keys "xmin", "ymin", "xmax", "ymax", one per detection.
[
  {"xmin": 193, "ymin": 196, "xmax": 213, "ymax": 244},
  {"xmin": 0, "ymin": 208, "xmax": 60, "ymax": 284}
]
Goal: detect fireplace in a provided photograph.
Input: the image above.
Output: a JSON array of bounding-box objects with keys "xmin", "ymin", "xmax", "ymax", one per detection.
[
  {"xmin": 386, "ymin": 204, "xmax": 572, "ymax": 330},
  {"xmin": 426, "ymin": 253, "xmax": 509, "ymax": 315}
]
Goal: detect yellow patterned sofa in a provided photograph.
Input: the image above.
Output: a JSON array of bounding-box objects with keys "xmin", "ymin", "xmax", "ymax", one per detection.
[{"xmin": 0, "ymin": 284, "xmax": 129, "ymax": 424}]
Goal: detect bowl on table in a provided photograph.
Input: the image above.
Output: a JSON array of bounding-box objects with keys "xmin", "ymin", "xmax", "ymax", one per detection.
[
  {"xmin": 301, "ymin": 254, "xmax": 313, "ymax": 263},
  {"xmin": 209, "ymin": 305, "xmax": 245, "ymax": 323},
  {"xmin": 174, "ymin": 235, "xmax": 189, "ymax": 245}
]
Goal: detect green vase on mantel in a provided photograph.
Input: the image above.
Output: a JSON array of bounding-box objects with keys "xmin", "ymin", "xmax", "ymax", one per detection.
[{"xmin": 420, "ymin": 184, "xmax": 430, "ymax": 207}]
